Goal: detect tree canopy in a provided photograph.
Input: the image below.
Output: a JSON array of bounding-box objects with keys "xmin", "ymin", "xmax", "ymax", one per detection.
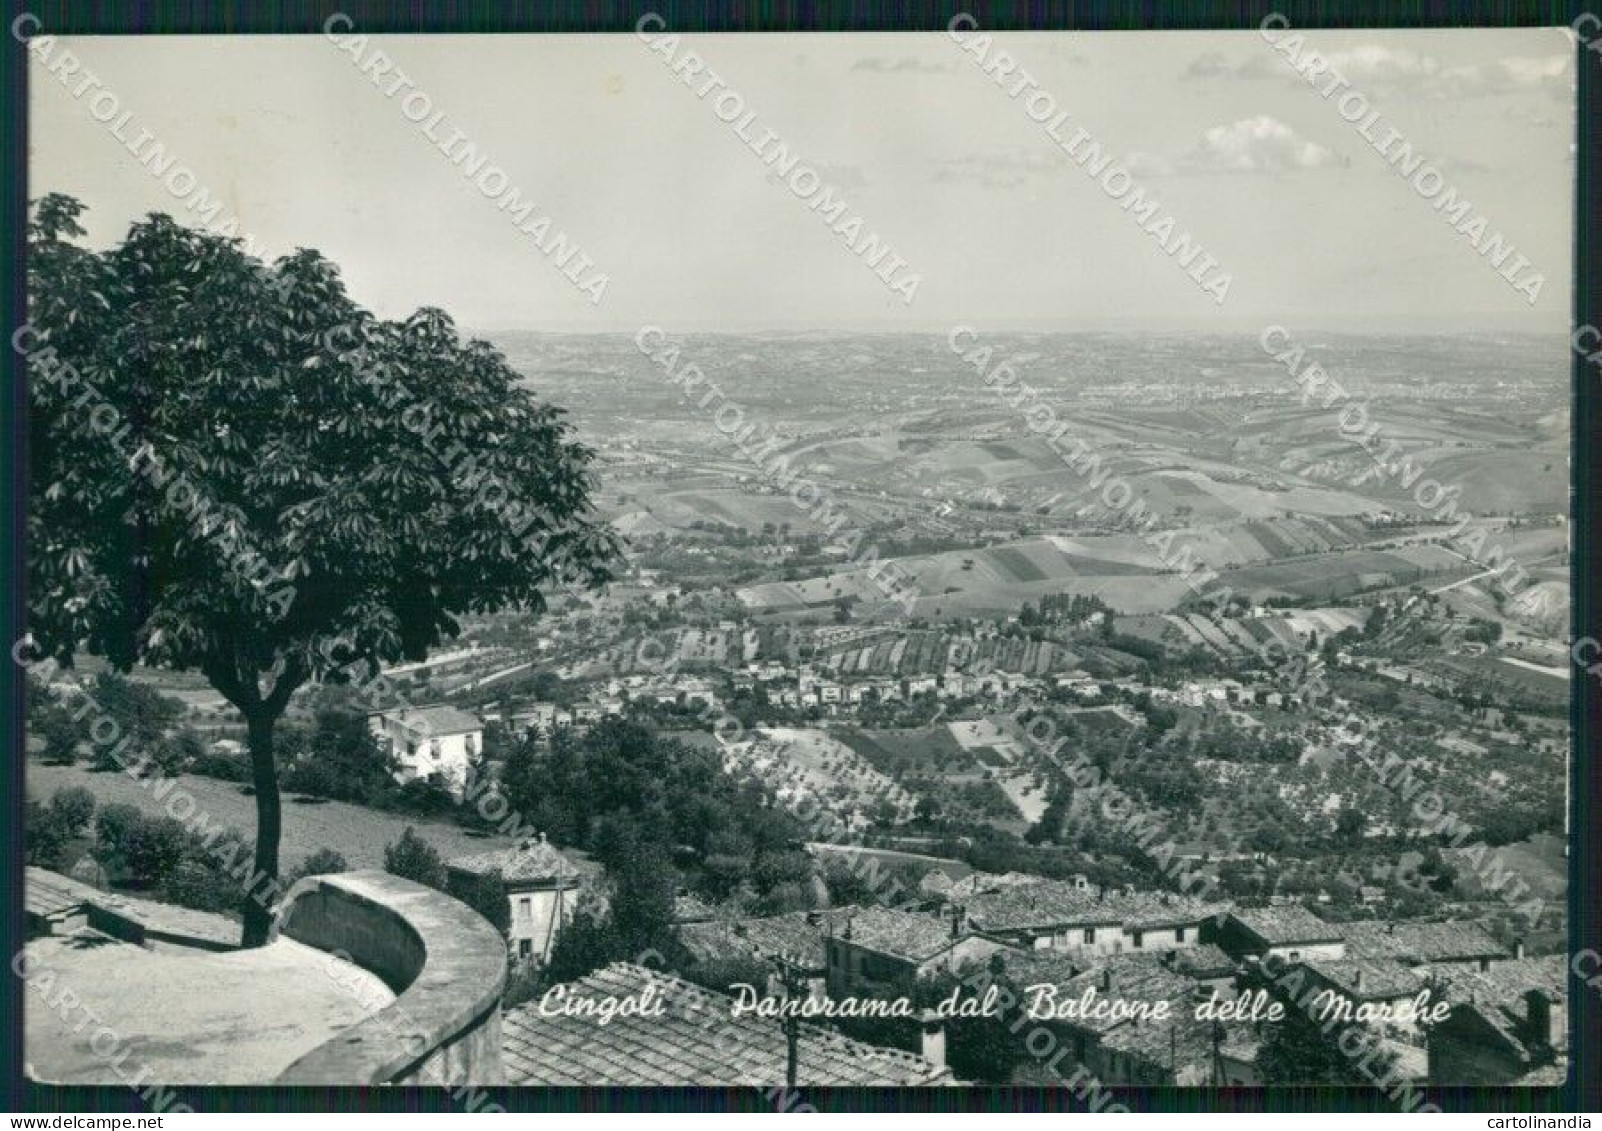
[{"xmin": 24, "ymin": 194, "xmax": 617, "ymax": 943}]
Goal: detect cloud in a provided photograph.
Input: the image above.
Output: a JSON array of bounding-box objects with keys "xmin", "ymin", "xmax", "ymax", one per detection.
[
  {"xmin": 931, "ymin": 152, "xmax": 1065, "ymax": 188},
  {"xmin": 1321, "ymin": 45, "xmax": 1571, "ymax": 100},
  {"xmin": 1183, "ymin": 41, "xmax": 1572, "ymax": 101},
  {"xmin": 933, "ymin": 122, "xmax": 1339, "ymax": 186},
  {"xmin": 850, "ymin": 56, "xmax": 957, "ymax": 74},
  {"xmin": 1185, "ymin": 115, "xmax": 1341, "ymax": 173},
  {"xmin": 1183, "ymin": 51, "xmax": 1276, "ymax": 80}
]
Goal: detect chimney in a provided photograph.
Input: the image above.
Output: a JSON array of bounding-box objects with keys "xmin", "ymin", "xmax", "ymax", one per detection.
[
  {"xmin": 1514, "ymin": 938, "xmax": 1526, "ymax": 960},
  {"xmin": 920, "ymin": 1009, "xmax": 947, "ymax": 1070},
  {"xmin": 1354, "ymin": 969, "xmax": 1366, "ymax": 992},
  {"xmin": 844, "ymin": 917, "xmax": 853, "ymax": 942},
  {"xmin": 951, "ymin": 904, "xmax": 966, "ymax": 938},
  {"xmin": 1101, "ymin": 969, "xmax": 1114, "ymax": 992}
]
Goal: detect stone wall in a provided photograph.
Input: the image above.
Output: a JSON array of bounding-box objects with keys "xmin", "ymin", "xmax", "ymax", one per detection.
[{"xmin": 271, "ymin": 870, "xmax": 507, "ymax": 1086}]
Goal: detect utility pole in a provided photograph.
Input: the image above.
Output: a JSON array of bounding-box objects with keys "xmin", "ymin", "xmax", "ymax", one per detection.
[{"xmin": 775, "ymin": 952, "xmax": 804, "ymax": 1092}]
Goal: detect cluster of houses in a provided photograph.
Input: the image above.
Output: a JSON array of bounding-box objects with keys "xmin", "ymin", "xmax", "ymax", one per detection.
[
  {"xmin": 733, "ymin": 663, "xmax": 1098, "ymax": 712},
  {"xmin": 656, "ymin": 870, "xmax": 1565, "ymax": 1088},
  {"xmin": 354, "ymin": 695, "xmax": 1565, "ymax": 1089}
]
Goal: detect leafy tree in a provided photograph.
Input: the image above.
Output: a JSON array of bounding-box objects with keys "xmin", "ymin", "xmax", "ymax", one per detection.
[
  {"xmin": 543, "ymin": 903, "xmax": 623, "ymax": 987},
  {"xmin": 282, "ymin": 701, "xmax": 394, "ymax": 803},
  {"xmin": 930, "ymin": 964, "xmax": 1027, "ymax": 1084},
  {"xmin": 25, "ymin": 195, "xmax": 615, "ymax": 945},
  {"xmin": 81, "ymin": 673, "xmax": 182, "ymax": 772},
  {"xmin": 594, "ymin": 820, "xmax": 677, "ymax": 958},
  {"xmin": 1255, "ymin": 1000, "xmax": 1398, "ymax": 1085},
  {"xmin": 821, "ymin": 856, "xmax": 876, "ymax": 906},
  {"xmin": 383, "ymin": 826, "xmax": 447, "ymax": 890}
]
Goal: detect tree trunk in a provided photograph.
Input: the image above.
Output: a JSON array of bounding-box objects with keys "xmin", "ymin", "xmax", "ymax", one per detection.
[{"xmin": 241, "ymin": 709, "xmax": 282, "ymax": 948}]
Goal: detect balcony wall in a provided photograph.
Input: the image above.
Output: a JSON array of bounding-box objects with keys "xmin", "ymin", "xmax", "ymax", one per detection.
[{"xmin": 271, "ymin": 870, "xmax": 507, "ymax": 1086}]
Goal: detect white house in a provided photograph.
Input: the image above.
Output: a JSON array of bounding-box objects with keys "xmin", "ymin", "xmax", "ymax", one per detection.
[
  {"xmin": 448, "ymin": 834, "xmax": 582, "ymax": 964},
  {"xmin": 367, "ymin": 705, "xmax": 483, "ymax": 795}
]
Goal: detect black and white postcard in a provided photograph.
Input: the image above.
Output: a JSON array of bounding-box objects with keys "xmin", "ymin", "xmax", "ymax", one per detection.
[{"xmin": 8, "ymin": 9, "xmax": 1598, "ymax": 1118}]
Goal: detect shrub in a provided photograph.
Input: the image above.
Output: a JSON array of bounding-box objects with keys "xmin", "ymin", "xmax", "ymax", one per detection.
[
  {"xmin": 162, "ymin": 858, "xmax": 243, "ymax": 914},
  {"xmin": 160, "ymin": 828, "xmax": 262, "ymax": 916},
  {"xmin": 289, "ymin": 848, "xmax": 349, "ymax": 884},
  {"xmin": 124, "ymin": 816, "xmax": 190, "ymax": 888},
  {"xmin": 383, "ymin": 826, "xmax": 446, "ymax": 890},
  {"xmin": 94, "ymin": 803, "xmax": 144, "ymax": 874},
  {"xmin": 26, "ymin": 802, "xmax": 72, "ymax": 868},
  {"xmin": 34, "ymin": 707, "xmax": 83, "ymax": 765},
  {"xmin": 189, "ymin": 748, "xmax": 249, "ymax": 782},
  {"xmin": 392, "ymin": 776, "xmax": 455, "ymax": 817},
  {"xmin": 446, "ymin": 868, "xmax": 510, "ymax": 937},
  {"xmin": 282, "ymin": 757, "xmax": 340, "ymax": 798},
  {"xmin": 48, "ymin": 787, "xmax": 96, "ymax": 837},
  {"xmin": 96, "ymin": 805, "xmax": 188, "ymax": 888},
  {"xmin": 152, "ymin": 728, "xmax": 207, "ymax": 776}
]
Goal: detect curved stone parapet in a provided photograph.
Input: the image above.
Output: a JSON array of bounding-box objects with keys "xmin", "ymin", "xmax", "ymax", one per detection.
[{"xmin": 271, "ymin": 870, "xmax": 507, "ymax": 1085}]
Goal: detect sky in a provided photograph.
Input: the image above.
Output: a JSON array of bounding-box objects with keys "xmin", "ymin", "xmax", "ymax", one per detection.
[{"xmin": 29, "ymin": 28, "xmax": 1577, "ymax": 333}]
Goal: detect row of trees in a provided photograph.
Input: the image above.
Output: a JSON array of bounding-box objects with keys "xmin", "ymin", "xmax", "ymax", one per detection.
[{"xmin": 27, "ymin": 784, "xmax": 351, "ymax": 915}]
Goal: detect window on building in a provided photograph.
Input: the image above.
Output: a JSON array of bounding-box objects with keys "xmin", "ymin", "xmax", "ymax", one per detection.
[
  {"xmin": 519, "ymin": 939, "xmax": 532, "ymax": 958},
  {"xmin": 1132, "ymin": 930, "xmax": 1144, "ymax": 949},
  {"xmin": 516, "ymin": 897, "xmax": 532, "ymax": 924},
  {"xmin": 1176, "ymin": 926, "xmax": 1187, "ymax": 942},
  {"xmin": 1084, "ymin": 928, "xmax": 1096, "ymax": 944}
]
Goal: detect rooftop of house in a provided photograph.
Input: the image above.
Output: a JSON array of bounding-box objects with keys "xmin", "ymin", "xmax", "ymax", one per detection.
[
  {"xmin": 1098, "ymin": 1003, "xmax": 1256, "ymax": 1084},
  {"xmin": 1431, "ymin": 954, "xmax": 1567, "ymax": 1018},
  {"xmin": 1338, "ymin": 919, "xmax": 1510, "ymax": 965},
  {"xmin": 1430, "ymin": 955, "xmax": 1567, "ymax": 1072},
  {"xmin": 1297, "ymin": 955, "xmax": 1427, "ymax": 1002},
  {"xmin": 963, "ymin": 880, "xmax": 1224, "ymax": 933},
  {"xmin": 447, "ymin": 835, "xmax": 579, "ymax": 885},
  {"xmin": 1164, "ymin": 943, "xmax": 1238, "ymax": 980},
  {"xmin": 676, "ymin": 910, "xmax": 853, "ymax": 971},
  {"xmin": 370, "ymin": 704, "xmax": 483, "ymax": 738},
  {"xmin": 1228, "ymin": 905, "xmax": 1342, "ymax": 947},
  {"xmin": 833, "ymin": 906, "xmax": 973, "ymax": 964},
  {"xmin": 939, "ymin": 871, "xmax": 1046, "ymax": 900},
  {"xmin": 1003, "ymin": 951, "xmax": 1197, "ymax": 1035},
  {"xmin": 502, "ymin": 963, "xmax": 952, "ymax": 1086}
]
